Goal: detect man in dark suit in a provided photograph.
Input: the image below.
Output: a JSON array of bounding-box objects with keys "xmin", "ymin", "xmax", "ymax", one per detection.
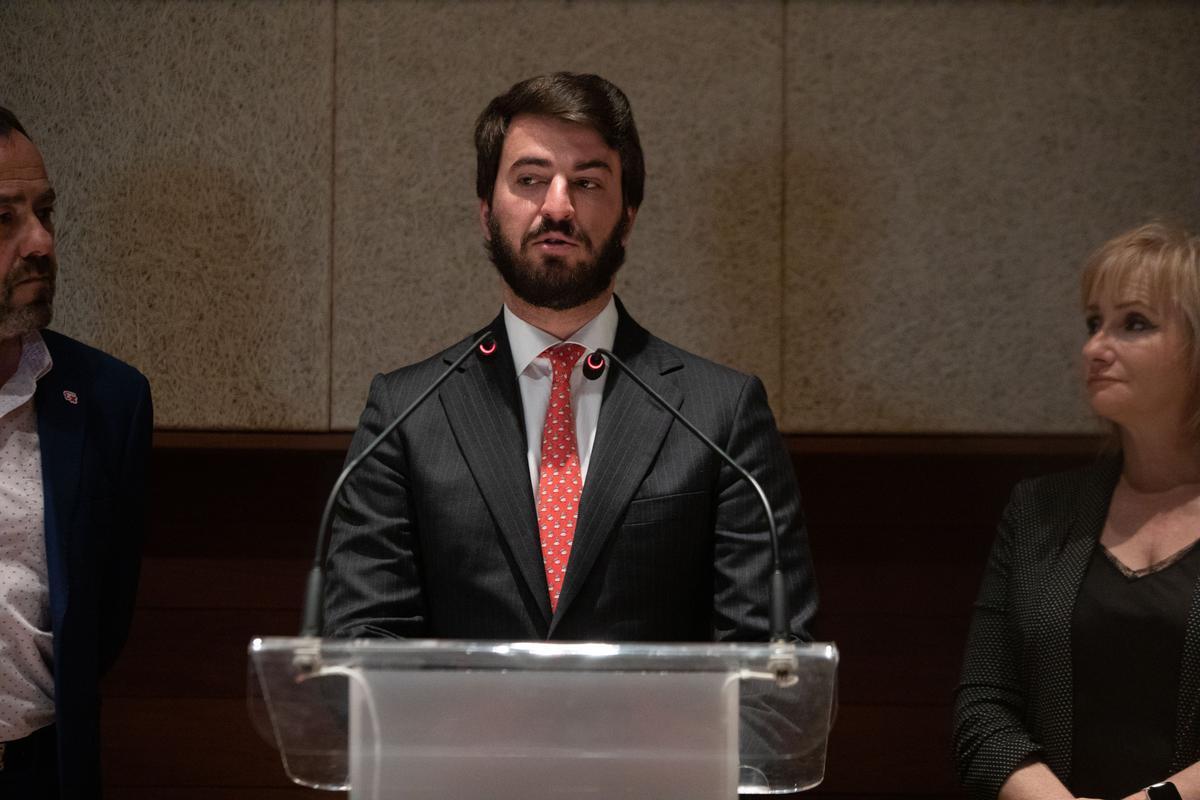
[
  {"xmin": 0, "ymin": 108, "xmax": 152, "ymax": 797},
  {"xmin": 324, "ymin": 73, "xmax": 814, "ymax": 643}
]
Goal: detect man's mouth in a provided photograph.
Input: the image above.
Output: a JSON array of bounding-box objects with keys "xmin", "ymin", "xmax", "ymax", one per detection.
[{"xmin": 532, "ymin": 236, "xmax": 578, "ymax": 249}]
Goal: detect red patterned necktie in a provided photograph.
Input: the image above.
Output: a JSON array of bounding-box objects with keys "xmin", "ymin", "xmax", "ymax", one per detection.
[{"xmin": 537, "ymin": 343, "xmax": 585, "ymax": 611}]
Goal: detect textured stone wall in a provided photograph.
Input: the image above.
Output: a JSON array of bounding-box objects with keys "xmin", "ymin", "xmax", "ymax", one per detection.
[
  {"xmin": 4, "ymin": 1, "xmax": 334, "ymax": 429},
  {"xmin": 3, "ymin": 1, "xmax": 1197, "ymax": 432}
]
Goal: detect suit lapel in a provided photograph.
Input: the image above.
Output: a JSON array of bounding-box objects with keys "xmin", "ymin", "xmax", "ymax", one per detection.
[
  {"xmin": 438, "ymin": 317, "xmax": 551, "ymax": 624},
  {"xmin": 1035, "ymin": 456, "xmax": 1119, "ymax": 780},
  {"xmin": 36, "ymin": 343, "xmax": 86, "ymax": 633},
  {"xmin": 551, "ymin": 308, "xmax": 682, "ymax": 630}
]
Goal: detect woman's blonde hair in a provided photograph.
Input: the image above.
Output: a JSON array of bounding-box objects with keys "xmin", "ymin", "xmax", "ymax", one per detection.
[{"xmin": 1081, "ymin": 221, "xmax": 1200, "ymax": 437}]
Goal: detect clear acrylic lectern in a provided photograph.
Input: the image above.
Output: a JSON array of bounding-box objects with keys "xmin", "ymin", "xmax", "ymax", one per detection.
[{"xmin": 249, "ymin": 637, "xmax": 837, "ymax": 799}]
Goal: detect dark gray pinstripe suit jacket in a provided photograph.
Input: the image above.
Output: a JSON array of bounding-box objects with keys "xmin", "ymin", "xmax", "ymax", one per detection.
[
  {"xmin": 953, "ymin": 456, "xmax": 1200, "ymax": 799},
  {"xmin": 323, "ymin": 301, "xmax": 816, "ymax": 642}
]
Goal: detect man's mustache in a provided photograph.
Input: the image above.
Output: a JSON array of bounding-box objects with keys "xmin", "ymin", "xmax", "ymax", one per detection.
[
  {"xmin": 8, "ymin": 255, "xmax": 56, "ymax": 285},
  {"xmin": 522, "ymin": 217, "xmax": 592, "ymax": 249}
]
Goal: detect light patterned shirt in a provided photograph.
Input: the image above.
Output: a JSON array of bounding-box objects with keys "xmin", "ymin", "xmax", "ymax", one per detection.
[{"xmin": 0, "ymin": 331, "xmax": 54, "ymax": 741}]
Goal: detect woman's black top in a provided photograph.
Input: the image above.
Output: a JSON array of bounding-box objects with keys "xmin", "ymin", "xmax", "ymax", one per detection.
[{"xmin": 1070, "ymin": 540, "xmax": 1200, "ymax": 797}]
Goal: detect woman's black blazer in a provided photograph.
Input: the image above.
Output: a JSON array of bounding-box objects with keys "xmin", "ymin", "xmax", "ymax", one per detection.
[{"xmin": 953, "ymin": 456, "xmax": 1200, "ymax": 798}]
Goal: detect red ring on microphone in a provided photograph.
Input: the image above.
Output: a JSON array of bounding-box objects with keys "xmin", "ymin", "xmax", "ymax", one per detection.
[
  {"xmin": 582, "ymin": 352, "xmax": 607, "ymax": 381},
  {"xmin": 478, "ymin": 338, "xmax": 498, "ymax": 356}
]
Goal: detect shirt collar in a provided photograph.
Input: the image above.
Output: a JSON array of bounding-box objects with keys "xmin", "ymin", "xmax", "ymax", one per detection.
[
  {"xmin": 0, "ymin": 331, "xmax": 53, "ymax": 418},
  {"xmin": 21, "ymin": 331, "xmax": 53, "ymax": 383},
  {"xmin": 503, "ymin": 296, "xmax": 619, "ymax": 376}
]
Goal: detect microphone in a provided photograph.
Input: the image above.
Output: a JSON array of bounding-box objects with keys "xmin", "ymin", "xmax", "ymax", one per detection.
[
  {"xmin": 583, "ymin": 348, "xmax": 798, "ymax": 683},
  {"xmin": 299, "ymin": 331, "xmax": 498, "ymax": 637}
]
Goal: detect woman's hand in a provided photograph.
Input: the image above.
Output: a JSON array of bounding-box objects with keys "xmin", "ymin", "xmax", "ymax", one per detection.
[{"xmin": 999, "ymin": 760, "xmax": 1075, "ymax": 799}]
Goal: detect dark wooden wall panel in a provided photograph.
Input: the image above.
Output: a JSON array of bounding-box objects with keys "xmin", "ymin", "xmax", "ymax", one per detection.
[
  {"xmin": 98, "ymin": 433, "xmax": 1099, "ymax": 798},
  {"xmin": 796, "ymin": 439, "xmax": 1095, "ymax": 798},
  {"xmin": 102, "ymin": 443, "xmax": 342, "ymax": 798}
]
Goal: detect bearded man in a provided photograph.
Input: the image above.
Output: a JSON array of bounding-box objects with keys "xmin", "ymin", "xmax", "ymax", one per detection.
[
  {"xmin": 0, "ymin": 107, "xmax": 152, "ymax": 797},
  {"xmin": 324, "ymin": 73, "xmax": 815, "ymax": 643}
]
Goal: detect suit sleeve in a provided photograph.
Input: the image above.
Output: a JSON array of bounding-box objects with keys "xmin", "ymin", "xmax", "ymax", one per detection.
[
  {"xmin": 952, "ymin": 487, "xmax": 1042, "ymax": 799},
  {"xmin": 712, "ymin": 375, "xmax": 817, "ymax": 642},
  {"xmin": 99, "ymin": 372, "xmax": 152, "ymax": 674},
  {"xmin": 323, "ymin": 373, "xmax": 427, "ymax": 639}
]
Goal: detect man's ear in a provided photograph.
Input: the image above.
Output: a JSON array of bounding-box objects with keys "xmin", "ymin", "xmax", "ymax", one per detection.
[
  {"xmin": 479, "ymin": 199, "xmax": 492, "ymax": 240},
  {"xmin": 620, "ymin": 206, "xmax": 637, "ymax": 246}
]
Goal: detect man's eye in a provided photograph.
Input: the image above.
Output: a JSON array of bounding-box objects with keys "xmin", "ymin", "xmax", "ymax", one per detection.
[
  {"xmin": 575, "ymin": 179, "xmax": 597, "ymax": 190},
  {"xmin": 36, "ymin": 206, "xmax": 55, "ymax": 224},
  {"xmin": 1085, "ymin": 315, "xmax": 1101, "ymax": 335},
  {"xmin": 516, "ymin": 175, "xmax": 542, "ymax": 186}
]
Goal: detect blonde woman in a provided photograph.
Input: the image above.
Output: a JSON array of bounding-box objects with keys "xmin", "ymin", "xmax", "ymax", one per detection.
[{"xmin": 955, "ymin": 222, "xmax": 1200, "ymax": 800}]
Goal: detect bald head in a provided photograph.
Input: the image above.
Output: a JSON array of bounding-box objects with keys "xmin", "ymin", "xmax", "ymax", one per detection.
[{"xmin": 0, "ymin": 107, "xmax": 32, "ymax": 142}]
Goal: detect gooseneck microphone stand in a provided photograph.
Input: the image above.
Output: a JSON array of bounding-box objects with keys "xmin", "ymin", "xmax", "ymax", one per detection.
[
  {"xmin": 583, "ymin": 348, "xmax": 798, "ymax": 683},
  {"xmin": 298, "ymin": 331, "xmax": 497, "ymax": 638}
]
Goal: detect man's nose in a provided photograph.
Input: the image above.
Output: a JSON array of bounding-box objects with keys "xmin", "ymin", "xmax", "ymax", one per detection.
[
  {"xmin": 20, "ymin": 215, "xmax": 55, "ymax": 260},
  {"xmin": 540, "ymin": 175, "xmax": 575, "ymax": 220}
]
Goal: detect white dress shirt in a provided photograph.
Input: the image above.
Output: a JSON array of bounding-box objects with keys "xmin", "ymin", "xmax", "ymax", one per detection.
[
  {"xmin": 0, "ymin": 331, "xmax": 55, "ymax": 741},
  {"xmin": 503, "ymin": 297, "xmax": 618, "ymax": 494}
]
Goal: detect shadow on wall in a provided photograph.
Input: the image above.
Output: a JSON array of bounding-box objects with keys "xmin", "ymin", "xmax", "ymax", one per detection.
[{"xmin": 82, "ymin": 158, "xmax": 316, "ymax": 428}]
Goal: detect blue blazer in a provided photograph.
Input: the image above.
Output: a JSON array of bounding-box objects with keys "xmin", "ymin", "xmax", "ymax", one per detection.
[{"xmin": 35, "ymin": 329, "xmax": 152, "ymax": 797}]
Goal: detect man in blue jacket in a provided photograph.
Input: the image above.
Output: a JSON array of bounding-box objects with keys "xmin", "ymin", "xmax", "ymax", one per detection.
[{"xmin": 0, "ymin": 107, "xmax": 152, "ymax": 797}]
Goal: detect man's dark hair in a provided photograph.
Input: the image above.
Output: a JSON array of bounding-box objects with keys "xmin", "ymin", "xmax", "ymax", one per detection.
[
  {"xmin": 475, "ymin": 72, "xmax": 644, "ymax": 211},
  {"xmin": 0, "ymin": 107, "xmax": 32, "ymax": 141}
]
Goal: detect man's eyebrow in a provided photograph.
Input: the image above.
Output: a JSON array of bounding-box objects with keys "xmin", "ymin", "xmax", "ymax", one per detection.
[
  {"xmin": 507, "ymin": 157, "xmax": 613, "ymax": 173},
  {"xmin": 0, "ymin": 188, "xmax": 55, "ymax": 206},
  {"xmin": 573, "ymin": 159, "xmax": 612, "ymax": 173},
  {"xmin": 509, "ymin": 156, "xmax": 552, "ymax": 170}
]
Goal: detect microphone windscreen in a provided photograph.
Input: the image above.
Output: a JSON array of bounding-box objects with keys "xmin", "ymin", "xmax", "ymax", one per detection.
[{"xmin": 582, "ymin": 352, "xmax": 607, "ymax": 381}]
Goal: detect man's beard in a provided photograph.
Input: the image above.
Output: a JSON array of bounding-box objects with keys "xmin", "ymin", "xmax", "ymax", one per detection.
[
  {"xmin": 486, "ymin": 213, "xmax": 627, "ymax": 311},
  {"xmin": 0, "ymin": 255, "xmax": 56, "ymax": 339}
]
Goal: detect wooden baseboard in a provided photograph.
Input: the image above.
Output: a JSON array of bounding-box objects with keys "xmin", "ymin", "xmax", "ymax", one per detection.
[
  {"xmin": 153, "ymin": 429, "xmax": 1105, "ymax": 457},
  {"xmin": 153, "ymin": 430, "xmax": 353, "ymax": 450}
]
